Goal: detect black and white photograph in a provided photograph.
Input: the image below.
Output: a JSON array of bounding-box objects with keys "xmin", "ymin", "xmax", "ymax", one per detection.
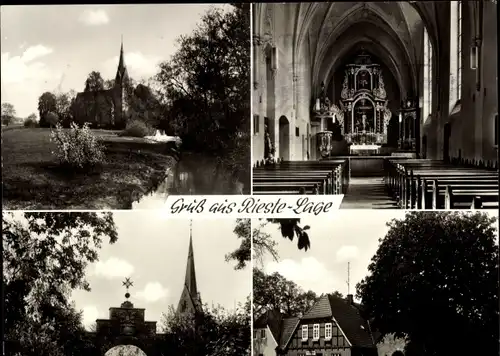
[
  {"xmin": 3, "ymin": 212, "xmax": 251, "ymax": 356},
  {"xmin": 252, "ymin": 211, "xmax": 498, "ymax": 356},
  {"xmin": 1, "ymin": 4, "xmax": 250, "ymax": 210},
  {"xmin": 251, "ymin": 2, "xmax": 498, "ymax": 210}
]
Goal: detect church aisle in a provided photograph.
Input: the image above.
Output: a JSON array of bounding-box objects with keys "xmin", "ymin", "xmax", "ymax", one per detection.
[{"xmin": 340, "ymin": 177, "xmax": 398, "ymax": 209}]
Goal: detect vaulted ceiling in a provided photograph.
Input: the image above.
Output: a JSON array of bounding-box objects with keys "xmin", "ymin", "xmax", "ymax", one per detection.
[{"xmin": 255, "ymin": 1, "xmax": 442, "ymax": 97}]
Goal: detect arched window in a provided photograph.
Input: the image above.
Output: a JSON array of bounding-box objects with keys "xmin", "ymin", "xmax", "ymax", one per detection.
[
  {"xmin": 449, "ymin": 1, "xmax": 463, "ymax": 111},
  {"xmin": 423, "ymin": 27, "xmax": 433, "ymax": 122}
]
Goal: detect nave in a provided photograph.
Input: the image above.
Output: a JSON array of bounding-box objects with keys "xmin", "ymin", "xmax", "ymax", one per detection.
[{"xmin": 252, "ymin": 1, "xmax": 498, "ymax": 208}]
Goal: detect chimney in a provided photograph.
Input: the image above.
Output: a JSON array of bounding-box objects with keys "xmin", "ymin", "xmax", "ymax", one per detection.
[{"xmin": 347, "ymin": 294, "xmax": 354, "ymax": 305}]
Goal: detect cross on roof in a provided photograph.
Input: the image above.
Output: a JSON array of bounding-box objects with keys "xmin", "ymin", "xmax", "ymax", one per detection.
[{"xmin": 123, "ymin": 277, "xmax": 134, "ymax": 291}]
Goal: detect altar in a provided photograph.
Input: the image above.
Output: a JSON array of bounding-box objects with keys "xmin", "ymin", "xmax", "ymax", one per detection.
[{"xmin": 312, "ymin": 52, "xmax": 394, "ymax": 158}]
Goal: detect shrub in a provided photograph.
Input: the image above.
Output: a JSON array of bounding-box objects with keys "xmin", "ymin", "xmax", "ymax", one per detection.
[
  {"xmin": 50, "ymin": 122, "xmax": 106, "ymax": 170},
  {"xmin": 23, "ymin": 117, "xmax": 39, "ymax": 128},
  {"xmin": 45, "ymin": 112, "xmax": 59, "ymax": 127},
  {"xmin": 121, "ymin": 119, "xmax": 152, "ymax": 138}
]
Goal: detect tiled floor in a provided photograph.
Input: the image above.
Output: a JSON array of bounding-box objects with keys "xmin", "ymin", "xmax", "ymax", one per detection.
[{"xmin": 340, "ymin": 176, "xmax": 399, "ymax": 209}]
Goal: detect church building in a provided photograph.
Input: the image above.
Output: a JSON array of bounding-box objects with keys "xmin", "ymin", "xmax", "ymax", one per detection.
[
  {"xmin": 252, "ymin": 1, "xmax": 498, "ymax": 208},
  {"xmin": 72, "ymin": 41, "xmax": 130, "ymax": 129}
]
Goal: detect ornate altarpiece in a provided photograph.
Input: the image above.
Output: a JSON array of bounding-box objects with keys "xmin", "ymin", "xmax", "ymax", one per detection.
[{"xmin": 312, "ymin": 53, "xmax": 393, "ymax": 156}]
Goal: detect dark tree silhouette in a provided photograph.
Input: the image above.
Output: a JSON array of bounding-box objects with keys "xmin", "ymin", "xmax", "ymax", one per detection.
[{"xmin": 356, "ymin": 211, "xmax": 498, "ymax": 356}]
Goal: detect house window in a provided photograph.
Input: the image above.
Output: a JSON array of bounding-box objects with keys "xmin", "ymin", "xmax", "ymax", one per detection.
[
  {"xmin": 253, "ymin": 330, "xmax": 257, "ymax": 339},
  {"xmin": 301, "ymin": 325, "xmax": 308, "ymax": 341},
  {"xmin": 313, "ymin": 324, "xmax": 320, "ymax": 340},
  {"xmin": 296, "ymin": 126, "xmax": 299, "ymax": 136},
  {"xmin": 260, "ymin": 329, "xmax": 266, "ymax": 339},
  {"xmin": 253, "ymin": 115, "xmax": 260, "ymax": 135},
  {"xmin": 423, "ymin": 26, "xmax": 433, "ymax": 123},
  {"xmin": 449, "ymin": 1, "xmax": 463, "ymax": 111},
  {"xmin": 325, "ymin": 323, "xmax": 332, "ymax": 340}
]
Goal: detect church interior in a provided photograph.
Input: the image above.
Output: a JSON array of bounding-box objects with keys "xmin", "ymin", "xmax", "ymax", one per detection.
[{"xmin": 252, "ymin": 1, "xmax": 498, "ymax": 209}]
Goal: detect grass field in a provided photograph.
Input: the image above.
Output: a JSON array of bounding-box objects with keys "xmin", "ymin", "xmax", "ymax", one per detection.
[{"xmin": 2, "ymin": 127, "xmax": 177, "ymax": 209}]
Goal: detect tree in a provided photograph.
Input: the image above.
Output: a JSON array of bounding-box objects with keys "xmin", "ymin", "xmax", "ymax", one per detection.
[
  {"xmin": 38, "ymin": 92, "xmax": 57, "ymax": 127},
  {"xmin": 252, "ymin": 220, "xmax": 279, "ymax": 269},
  {"xmin": 160, "ymin": 302, "xmax": 250, "ymax": 356},
  {"xmin": 155, "ymin": 5, "xmax": 250, "ymax": 177},
  {"xmin": 55, "ymin": 92, "xmax": 72, "ymax": 121},
  {"xmin": 2, "ymin": 102, "xmax": 16, "ymax": 125},
  {"xmin": 225, "ymin": 219, "xmax": 251, "ymax": 270},
  {"xmin": 45, "ymin": 111, "xmax": 59, "ymax": 128},
  {"xmin": 104, "ymin": 79, "xmax": 115, "ymax": 90},
  {"xmin": 84, "ymin": 71, "xmax": 105, "ymax": 92},
  {"xmin": 3, "ymin": 212, "xmax": 118, "ymax": 356},
  {"xmin": 356, "ymin": 211, "xmax": 498, "ymax": 356},
  {"xmin": 253, "ymin": 269, "xmax": 323, "ymax": 317}
]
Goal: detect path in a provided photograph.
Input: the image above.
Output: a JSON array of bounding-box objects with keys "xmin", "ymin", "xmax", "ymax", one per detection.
[{"xmin": 340, "ymin": 176, "xmax": 399, "ymax": 209}]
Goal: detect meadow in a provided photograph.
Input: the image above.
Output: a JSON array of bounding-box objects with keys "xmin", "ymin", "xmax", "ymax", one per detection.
[{"xmin": 2, "ymin": 127, "xmax": 177, "ymax": 209}]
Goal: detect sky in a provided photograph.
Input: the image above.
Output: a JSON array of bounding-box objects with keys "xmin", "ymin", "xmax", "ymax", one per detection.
[
  {"xmin": 0, "ymin": 4, "xmax": 229, "ymax": 118},
  {"xmin": 70, "ymin": 214, "xmax": 250, "ymax": 331},
  {"xmin": 258, "ymin": 211, "xmax": 499, "ymax": 302}
]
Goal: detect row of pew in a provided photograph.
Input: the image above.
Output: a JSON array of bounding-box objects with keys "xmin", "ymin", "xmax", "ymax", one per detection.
[
  {"xmin": 384, "ymin": 158, "xmax": 499, "ymax": 209},
  {"xmin": 252, "ymin": 159, "xmax": 349, "ymax": 195}
]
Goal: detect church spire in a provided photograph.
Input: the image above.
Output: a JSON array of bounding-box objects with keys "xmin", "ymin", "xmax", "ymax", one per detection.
[
  {"xmin": 115, "ymin": 36, "xmax": 128, "ymax": 84},
  {"xmin": 184, "ymin": 220, "xmax": 198, "ymax": 296},
  {"xmin": 177, "ymin": 220, "xmax": 200, "ymax": 314}
]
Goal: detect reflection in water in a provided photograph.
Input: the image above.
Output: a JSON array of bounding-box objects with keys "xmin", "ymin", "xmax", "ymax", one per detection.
[{"xmin": 132, "ymin": 158, "xmax": 245, "ymax": 209}]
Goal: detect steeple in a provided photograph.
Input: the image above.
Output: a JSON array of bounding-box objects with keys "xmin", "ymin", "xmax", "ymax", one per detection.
[
  {"xmin": 115, "ymin": 36, "xmax": 129, "ymax": 84},
  {"xmin": 177, "ymin": 220, "xmax": 201, "ymax": 314}
]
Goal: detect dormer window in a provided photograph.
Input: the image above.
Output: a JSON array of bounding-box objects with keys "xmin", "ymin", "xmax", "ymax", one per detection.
[
  {"xmin": 325, "ymin": 322, "xmax": 332, "ymax": 340},
  {"xmin": 301, "ymin": 325, "xmax": 308, "ymax": 341},
  {"xmin": 313, "ymin": 324, "xmax": 320, "ymax": 340}
]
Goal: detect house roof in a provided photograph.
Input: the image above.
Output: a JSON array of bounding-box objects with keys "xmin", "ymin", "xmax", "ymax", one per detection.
[
  {"xmin": 280, "ymin": 316, "xmax": 300, "ymax": 348},
  {"xmin": 254, "ymin": 309, "xmax": 282, "ymax": 344},
  {"xmin": 302, "ymin": 294, "xmax": 376, "ymax": 348}
]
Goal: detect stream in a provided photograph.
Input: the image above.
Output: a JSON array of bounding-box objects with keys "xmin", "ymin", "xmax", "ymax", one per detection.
[{"xmin": 132, "ymin": 155, "xmax": 246, "ymax": 209}]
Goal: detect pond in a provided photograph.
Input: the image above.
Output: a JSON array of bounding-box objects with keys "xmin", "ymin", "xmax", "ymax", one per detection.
[{"xmin": 132, "ymin": 153, "xmax": 247, "ymax": 209}]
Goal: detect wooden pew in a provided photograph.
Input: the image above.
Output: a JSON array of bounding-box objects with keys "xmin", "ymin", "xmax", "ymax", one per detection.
[
  {"xmin": 420, "ymin": 178, "xmax": 498, "ymax": 209},
  {"xmin": 384, "ymin": 158, "xmax": 498, "ymax": 209},
  {"xmin": 444, "ymin": 185, "xmax": 499, "ymax": 209},
  {"xmin": 253, "ymin": 159, "xmax": 348, "ymax": 195}
]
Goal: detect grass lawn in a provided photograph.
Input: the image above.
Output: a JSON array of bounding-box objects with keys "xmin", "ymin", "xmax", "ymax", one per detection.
[{"xmin": 2, "ymin": 127, "xmax": 177, "ymax": 209}]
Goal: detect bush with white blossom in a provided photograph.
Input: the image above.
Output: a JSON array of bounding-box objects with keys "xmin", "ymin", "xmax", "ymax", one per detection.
[{"xmin": 50, "ymin": 122, "xmax": 106, "ymax": 170}]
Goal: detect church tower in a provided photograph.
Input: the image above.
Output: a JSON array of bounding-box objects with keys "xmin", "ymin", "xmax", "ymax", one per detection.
[
  {"xmin": 113, "ymin": 37, "xmax": 129, "ymax": 126},
  {"xmin": 177, "ymin": 221, "xmax": 202, "ymax": 315}
]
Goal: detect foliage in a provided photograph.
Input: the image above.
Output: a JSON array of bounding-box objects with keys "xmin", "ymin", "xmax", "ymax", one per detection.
[
  {"xmin": 356, "ymin": 211, "xmax": 499, "ymax": 356},
  {"xmin": 2, "ymin": 102, "xmax": 17, "ymax": 125},
  {"xmin": 45, "ymin": 111, "xmax": 59, "ymax": 128},
  {"xmin": 121, "ymin": 119, "xmax": 153, "ymax": 138},
  {"xmin": 225, "ymin": 219, "xmax": 251, "ymax": 270},
  {"xmin": 3, "ymin": 212, "xmax": 117, "ymax": 356},
  {"xmin": 38, "ymin": 92, "xmax": 57, "ymax": 127},
  {"xmin": 23, "ymin": 114, "xmax": 39, "ymax": 128},
  {"xmin": 267, "ymin": 219, "xmax": 311, "ymax": 251},
  {"xmin": 253, "ymin": 269, "xmax": 326, "ymax": 317},
  {"xmin": 252, "ymin": 220, "xmax": 279, "ymax": 269},
  {"xmin": 50, "ymin": 122, "xmax": 106, "ymax": 170},
  {"xmin": 85, "ymin": 71, "xmax": 105, "ymax": 92},
  {"xmin": 155, "ymin": 5, "xmax": 249, "ymax": 171},
  {"xmin": 126, "ymin": 83, "xmax": 163, "ymax": 129},
  {"xmin": 160, "ymin": 301, "xmax": 250, "ymax": 356}
]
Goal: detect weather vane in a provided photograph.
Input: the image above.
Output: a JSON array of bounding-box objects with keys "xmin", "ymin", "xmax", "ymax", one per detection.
[{"xmin": 122, "ymin": 277, "xmax": 134, "ymax": 299}]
